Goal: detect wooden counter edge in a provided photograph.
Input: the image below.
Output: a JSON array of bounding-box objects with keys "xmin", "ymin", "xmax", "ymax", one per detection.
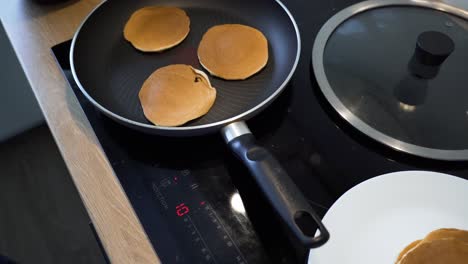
[{"xmin": 1, "ymin": 1, "xmax": 161, "ymax": 263}]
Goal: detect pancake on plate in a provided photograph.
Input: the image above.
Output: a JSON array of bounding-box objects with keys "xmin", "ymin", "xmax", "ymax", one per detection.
[
  {"xmin": 139, "ymin": 64, "xmax": 216, "ymax": 127},
  {"xmin": 424, "ymin": 228, "xmax": 468, "ymax": 243},
  {"xmin": 124, "ymin": 6, "xmax": 190, "ymax": 52},
  {"xmin": 397, "ymin": 238, "xmax": 468, "ymax": 264},
  {"xmin": 397, "ymin": 240, "xmax": 422, "ymax": 262},
  {"xmin": 197, "ymin": 24, "xmax": 268, "ymax": 80},
  {"xmin": 397, "ymin": 228, "xmax": 468, "ymax": 263}
]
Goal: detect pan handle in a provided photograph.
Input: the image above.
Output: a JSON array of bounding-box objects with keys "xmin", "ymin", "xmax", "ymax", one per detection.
[{"xmin": 222, "ymin": 122, "xmax": 329, "ymax": 248}]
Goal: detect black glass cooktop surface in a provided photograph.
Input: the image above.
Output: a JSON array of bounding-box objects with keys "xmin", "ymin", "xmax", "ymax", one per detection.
[{"xmin": 52, "ymin": 0, "xmax": 468, "ymax": 263}]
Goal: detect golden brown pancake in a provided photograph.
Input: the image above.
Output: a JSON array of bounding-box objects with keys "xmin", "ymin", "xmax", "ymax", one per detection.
[
  {"xmin": 424, "ymin": 228, "xmax": 468, "ymax": 243},
  {"xmin": 397, "ymin": 240, "xmax": 422, "ymax": 262},
  {"xmin": 397, "ymin": 229, "xmax": 468, "ymax": 263},
  {"xmin": 398, "ymin": 238, "xmax": 468, "ymax": 264},
  {"xmin": 124, "ymin": 7, "xmax": 190, "ymax": 52},
  {"xmin": 197, "ymin": 24, "xmax": 268, "ymax": 80},
  {"xmin": 139, "ymin": 64, "xmax": 216, "ymax": 127}
]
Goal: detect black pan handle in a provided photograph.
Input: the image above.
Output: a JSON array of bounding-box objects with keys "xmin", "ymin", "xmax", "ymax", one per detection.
[{"xmin": 221, "ymin": 122, "xmax": 329, "ymax": 248}]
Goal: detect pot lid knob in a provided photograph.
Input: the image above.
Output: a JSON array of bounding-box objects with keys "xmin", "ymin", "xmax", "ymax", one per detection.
[{"xmin": 415, "ymin": 31, "xmax": 455, "ymax": 66}]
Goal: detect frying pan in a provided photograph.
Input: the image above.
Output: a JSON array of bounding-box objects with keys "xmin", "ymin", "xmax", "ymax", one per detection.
[{"xmin": 71, "ymin": 0, "xmax": 329, "ymax": 248}]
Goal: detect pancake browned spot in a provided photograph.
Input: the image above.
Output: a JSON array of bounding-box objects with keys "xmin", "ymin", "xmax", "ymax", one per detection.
[
  {"xmin": 197, "ymin": 24, "xmax": 268, "ymax": 80},
  {"xmin": 398, "ymin": 238, "xmax": 468, "ymax": 264},
  {"xmin": 124, "ymin": 6, "xmax": 190, "ymax": 52},
  {"xmin": 139, "ymin": 64, "xmax": 216, "ymax": 127}
]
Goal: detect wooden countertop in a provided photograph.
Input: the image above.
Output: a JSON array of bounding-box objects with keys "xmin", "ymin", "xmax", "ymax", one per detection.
[{"xmin": 0, "ymin": 1, "xmax": 160, "ymax": 263}]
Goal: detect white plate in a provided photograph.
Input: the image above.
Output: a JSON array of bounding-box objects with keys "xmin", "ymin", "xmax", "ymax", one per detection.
[{"xmin": 308, "ymin": 171, "xmax": 468, "ymax": 264}]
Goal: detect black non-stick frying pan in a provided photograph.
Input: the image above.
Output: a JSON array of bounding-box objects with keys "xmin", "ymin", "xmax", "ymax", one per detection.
[{"xmin": 71, "ymin": 0, "xmax": 329, "ymax": 248}]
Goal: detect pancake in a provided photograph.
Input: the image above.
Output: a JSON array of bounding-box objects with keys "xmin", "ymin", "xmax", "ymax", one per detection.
[
  {"xmin": 197, "ymin": 24, "xmax": 268, "ymax": 80},
  {"xmin": 397, "ymin": 238, "xmax": 468, "ymax": 264},
  {"xmin": 124, "ymin": 7, "xmax": 190, "ymax": 52},
  {"xmin": 397, "ymin": 229, "xmax": 468, "ymax": 263},
  {"xmin": 397, "ymin": 240, "xmax": 422, "ymax": 262},
  {"xmin": 425, "ymin": 228, "xmax": 468, "ymax": 243},
  {"xmin": 139, "ymin": 64, "xmax": 216, "ymax": 127}
]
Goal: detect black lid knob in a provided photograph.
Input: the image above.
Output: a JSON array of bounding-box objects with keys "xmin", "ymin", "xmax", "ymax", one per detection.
[{"xmin": 415, "ymin": 31, "xmax": 455, "ymax": 66}]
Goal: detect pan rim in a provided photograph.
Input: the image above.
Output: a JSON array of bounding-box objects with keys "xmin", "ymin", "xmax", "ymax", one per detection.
[{"xmin": 70, "ymin": 0, "xmax": 301, "ymax": 132}]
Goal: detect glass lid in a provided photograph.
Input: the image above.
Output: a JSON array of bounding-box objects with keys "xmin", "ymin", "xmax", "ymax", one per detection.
[{"xmin": 312, "ymin": 0, "xmax": 468, "ymax": 160}]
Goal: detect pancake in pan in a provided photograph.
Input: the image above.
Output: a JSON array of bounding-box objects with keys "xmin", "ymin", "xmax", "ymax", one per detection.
[
  {"xmin": 124, "ymin": 6, "xmax": 190, "ymax": 52},
  {"xmin": 139, "ymin": 64, "xmax": 216, "ymax": 127},
  {"xmin": 198, "ymin": 24, "xmax": 268, "ymax": 80}
]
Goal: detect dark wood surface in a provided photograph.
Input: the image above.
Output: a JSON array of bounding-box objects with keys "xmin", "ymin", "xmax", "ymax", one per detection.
[{"xmin": 0, "ymin": 125, "xmax": 105, "ymax": 264}]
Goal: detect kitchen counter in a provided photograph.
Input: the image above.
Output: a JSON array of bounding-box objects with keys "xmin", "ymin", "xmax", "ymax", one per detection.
[
  {"xmin": 0, "ymin": 1, "xmax": 160, "ymax": 263},
  {"xmin": 1, "ymin": 0, "xmax": 467, "ymax": 264}
]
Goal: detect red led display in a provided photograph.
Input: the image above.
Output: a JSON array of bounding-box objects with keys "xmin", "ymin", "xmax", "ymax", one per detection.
[{"xmin": 176, "ymin": 203, "xmax": 189, "ymax": 217}]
